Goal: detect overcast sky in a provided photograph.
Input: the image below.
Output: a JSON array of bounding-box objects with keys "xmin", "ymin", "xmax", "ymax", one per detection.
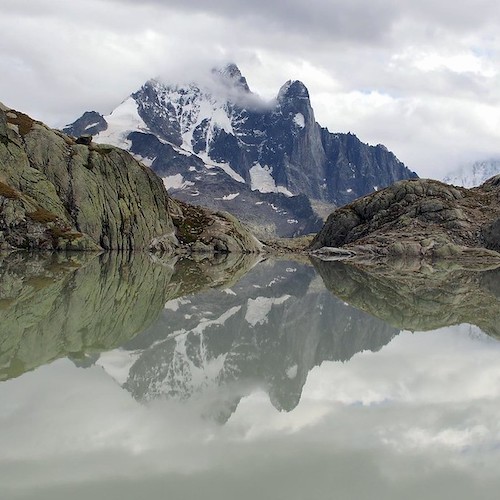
[{"xmin": 2, "ymin": 0, "xmax": 500, "ymax": 178}]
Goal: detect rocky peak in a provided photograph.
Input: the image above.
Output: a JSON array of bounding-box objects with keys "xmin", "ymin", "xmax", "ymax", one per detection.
[
  {"xmin": 213, "ymin": 63, "xmax": 251, "ymax": 93},
  {"xmin": 64, "ymin": 111, "xmax": 107, "ymax": 137},
  {"xmin": 277, "ymin": 80, "xmax": 310, "ymax": 102}
]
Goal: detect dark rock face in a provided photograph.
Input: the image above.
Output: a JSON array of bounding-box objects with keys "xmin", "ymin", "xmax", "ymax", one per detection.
[
  {"xmin": 310, "ymin": 176, "xmax": 500, "ymax": 261},
  {"xmin": 64, "ymin": 64, "xmax": 417, "ymax": 236},
  {"xmin": 0, "ymin": 104, "xmax": 260, "ymax": 252},
  {"xmin": 64, "ymin": 111, "xmax": 107, "ymax": 137},
  {"xmin": 125, "ymin": 131, "xmax": 324, "ymax": 238}
]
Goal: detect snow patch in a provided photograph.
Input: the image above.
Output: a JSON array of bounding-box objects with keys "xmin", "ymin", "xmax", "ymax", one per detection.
[
  {"xmin": 215, "ymin": 193, "xmax": 240, "ymax": 201},
  {"xmin": 249, "ymin": 163, "xmax": 293, "ymax": 196},
  {"xmin": 96, "ymin": 349, "xmax": 141, "ymax": 385},
  {"xmin": 163, "ymin": 174, "xmax": 195, "ymax": 190},
  {"xmin": 245, "ymin": 295, "xmax": 291, "ymax": 326},
  {"xmin": 193, "ymin": 306, "xmax": 242, "ymax": 334},
  {"xmin": 133, "ymin": 154, "xmax": 155, "ymax": 168},
  {"xmin": 84, "ymin": 121, "xmax": 101, "ymax": 130},
  {"xmin": 198, "ymin": 152, "xmax": 245, "ymax": 183},
  {"xmin": 286, "ymin": 364, "xmax": 298, "ymax": 379},
  {"xmin": 94, "ymin": 97, "xmax": 148, "ymax": 149},
  {"xmin": 164, "ymin": 297, "xmax": 191, "ymax": 311},
  {"xmin": 293, "ymin": 113, "xmax": 305, "ymax": 128}
]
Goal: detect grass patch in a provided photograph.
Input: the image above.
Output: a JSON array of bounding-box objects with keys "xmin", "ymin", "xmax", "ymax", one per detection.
[
  {"xmin": 48, "ymin": 227, "xmax": 83, "ymax": 242},
  {"xmin": 27, "ymin": 207, "xmax": 59, "ymax": 224},
  {"xmin": 6, "ymin": 111, "xmax": 34, "ymax": 136},
  {"xmin": 0, "ymin": 181, "xmax": 20, "ymax": 199}
]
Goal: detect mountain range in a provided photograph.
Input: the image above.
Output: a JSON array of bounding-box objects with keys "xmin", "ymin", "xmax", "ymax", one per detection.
[
  {"xmin": 64, "ymin": 64, "xmax": 417, "ymax": 237},
  {"xmin": 443, "ymin": 159, "xmax": 500, "ymax": 188}
]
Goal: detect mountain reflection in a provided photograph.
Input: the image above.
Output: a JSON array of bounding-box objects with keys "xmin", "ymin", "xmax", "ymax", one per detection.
[
  {"xmin": 0, "ymin": 251, "xmax": 257, "ymax": 381},
  {"xmin": 113, "ymin": 259, "xmax": 399, "ymax": 420},
  {"xmin": 3, "ymin": 251, "xmax": 500, "ymax": 421},
  {"xmin": 312, "ymin": 259, "xmax": 500, "ymax": 337}
]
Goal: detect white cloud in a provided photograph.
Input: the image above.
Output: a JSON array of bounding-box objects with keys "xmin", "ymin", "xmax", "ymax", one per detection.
[{"xmin": 2, "ymin": 0, "xmax": 500, "ymax": 177}]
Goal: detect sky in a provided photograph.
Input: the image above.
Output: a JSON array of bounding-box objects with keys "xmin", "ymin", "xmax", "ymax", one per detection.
[{"xmin": 2, "ymin": 0, "xmax": 500, "ymax": 178}]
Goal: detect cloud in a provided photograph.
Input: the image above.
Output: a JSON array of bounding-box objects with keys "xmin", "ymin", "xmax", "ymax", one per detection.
[{"xmin": 1, "ymin": 0, "xmax": 500, "ymax": 176}]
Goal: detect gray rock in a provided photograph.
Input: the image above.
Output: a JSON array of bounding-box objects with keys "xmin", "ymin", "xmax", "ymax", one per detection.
[{"xmin": 310, "ymin": 176, "xmax": 500, "ymax": 262}]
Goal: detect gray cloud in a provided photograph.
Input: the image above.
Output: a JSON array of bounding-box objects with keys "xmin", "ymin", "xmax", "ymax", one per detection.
[{"xmin": 2, "ymin": 0, "xmax": 500, "ymax": 177}]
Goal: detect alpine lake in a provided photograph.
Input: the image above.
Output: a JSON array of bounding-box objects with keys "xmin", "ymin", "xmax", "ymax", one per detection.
[{"xmin": 1, "ymin": 250, "xmax": 500, "ymax": 499}]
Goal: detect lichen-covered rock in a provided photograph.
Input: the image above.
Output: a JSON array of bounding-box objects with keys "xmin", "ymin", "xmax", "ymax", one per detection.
[
  {"xmin": 0, "ymin": 103, "xmax": 259, "ymax": 252},
  {"xmin": 310, "ymin": 177, "xmax": 500, "ymax": 261},
  {"xmin": 170, "ymin": 200, "xmax": 262, "ymax": 254}
]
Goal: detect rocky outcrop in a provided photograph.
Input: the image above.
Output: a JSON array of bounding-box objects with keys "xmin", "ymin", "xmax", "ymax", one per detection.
[
  {"xmin": 0, "ymin": 103, "xmax": 259, "ymax": 252},
  {"xmin": 310, "ymin": 176, "xmax": 500, "ymax": 261},
  {"xmin": 313, "ymin": 258, "xmax": 500, "ymax": 338}
]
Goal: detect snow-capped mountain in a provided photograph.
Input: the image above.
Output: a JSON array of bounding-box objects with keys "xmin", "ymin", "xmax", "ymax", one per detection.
[
  {"xmin": 443, "ymin": 159, "xmax": 500, "ymax": 188},
  {"xmin": 64, "ymin": 64, "xmax": 417, "ymax": 237}
]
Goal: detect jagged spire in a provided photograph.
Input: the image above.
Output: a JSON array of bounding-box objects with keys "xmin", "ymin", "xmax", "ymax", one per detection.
[
  {"xmin": 213, "ymin": 63, "xmax": 251, "ymax": 93},
  {"xmin": 277, "ymin": 80, "xmax": 310, "ymax": 102}
]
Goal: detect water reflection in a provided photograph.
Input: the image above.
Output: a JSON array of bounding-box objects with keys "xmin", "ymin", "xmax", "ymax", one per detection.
[
  {"xmin": 0, "ymin": 251, "xmax": 258, "ymax": 381},
  {"xmin": 112, "ymin": 259, "xmax": 397, "ymax": 420},
  {"xmin": 2, "ymin": 255, "xmax": 500, "ymax": 499},
  {"xmin": 313, "ymin": 258, "xmax": 500, "ymax": 336}
]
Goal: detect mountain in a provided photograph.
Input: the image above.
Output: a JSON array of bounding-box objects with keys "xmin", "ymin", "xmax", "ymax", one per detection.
[
  {"xmin": 64, "ymin": 64, "xmax": 417, "ymax": 237},
  {"xmin": 443, "ymin": 159, "xmax": 500, "ymax": 188}
]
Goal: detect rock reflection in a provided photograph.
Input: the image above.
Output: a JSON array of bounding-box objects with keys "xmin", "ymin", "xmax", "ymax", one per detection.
[
  {"xmin": 0, "ymin": 251, "xmax": 257, "ymax": 381},
  {"xmin": 313, "ymin": 258, "xmax": 500, "ymax": 337}
]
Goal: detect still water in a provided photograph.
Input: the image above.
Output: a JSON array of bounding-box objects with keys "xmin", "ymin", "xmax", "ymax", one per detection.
[{"xmin": 1, "ymin": 252, "xmax": 500, "ymax": 499}]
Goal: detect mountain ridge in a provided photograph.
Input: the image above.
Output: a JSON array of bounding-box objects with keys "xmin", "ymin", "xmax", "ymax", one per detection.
[{"xmin": 64, "ymin": 64, "xmax": 417, "ymax": 237}]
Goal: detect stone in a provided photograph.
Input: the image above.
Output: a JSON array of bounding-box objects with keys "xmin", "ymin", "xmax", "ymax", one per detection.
[{"xmin": 310, "ymin": 177, "xmax": 500, "ymax": 262}]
